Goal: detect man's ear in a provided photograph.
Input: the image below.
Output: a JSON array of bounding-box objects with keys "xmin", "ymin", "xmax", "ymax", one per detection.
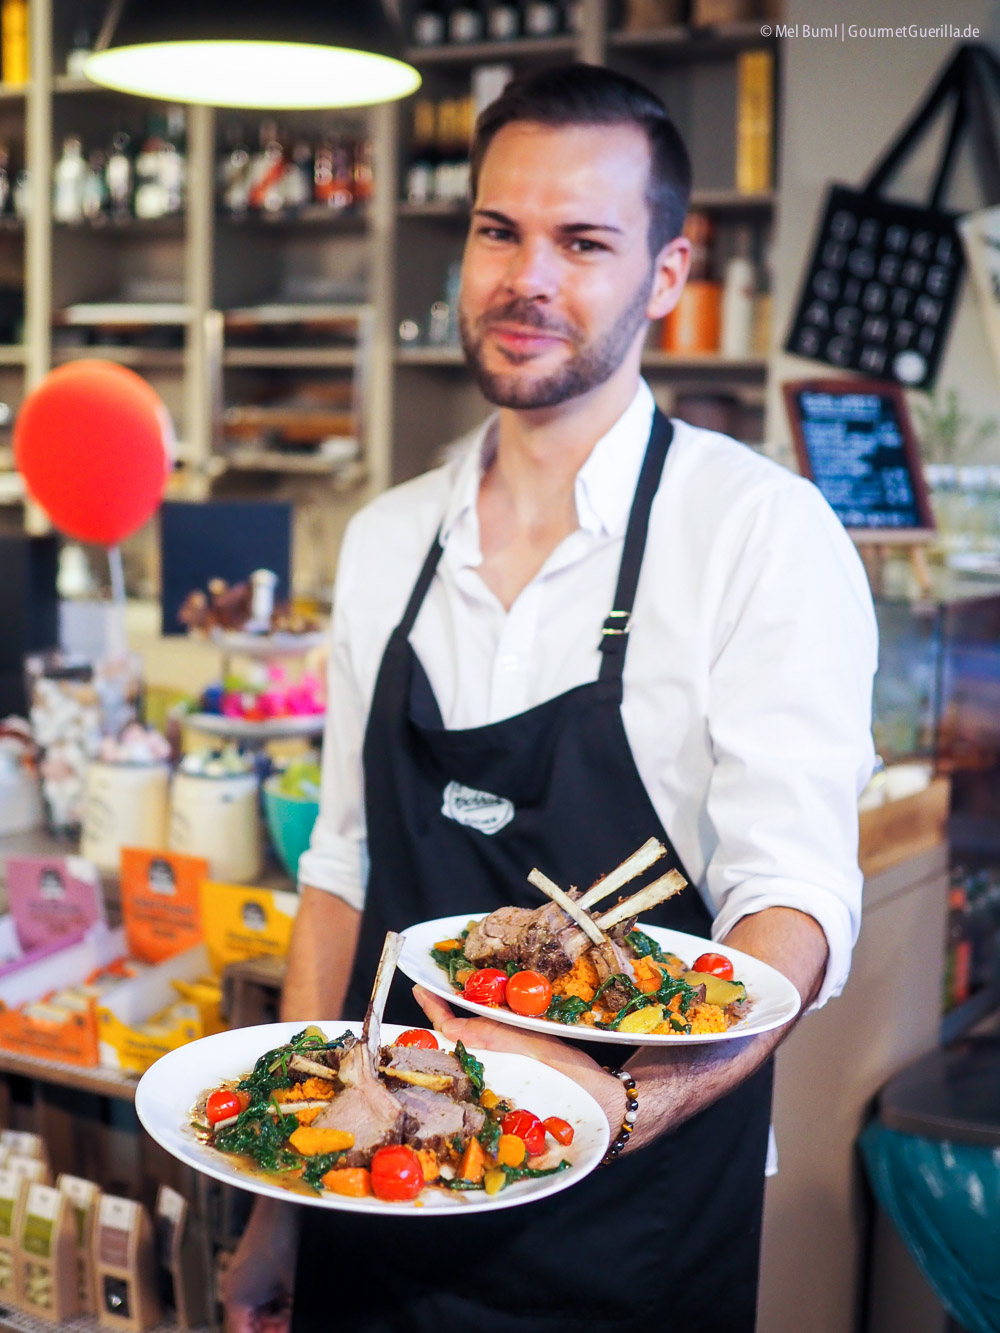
[{"xmin": 646, "ymin": 235, "xmax": 691, "ymax": 322}]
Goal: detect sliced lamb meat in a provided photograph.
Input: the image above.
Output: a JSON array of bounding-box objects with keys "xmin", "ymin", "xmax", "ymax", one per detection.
[
  {"xmin": 378, "ymin": 1046, "xmax": 473, "ymax": 1102},
  {"xmin": 288, "ymin": 1036, "xmax": 357, "ymax": 1082},
  {"xmin": 589, "ymin": 938, "xmax": 639, "ymax": 1013},
  {"xmin": 463, "ymin": 906, "xmax": 534, "ymax": 966},
  {"xmin": 395, "ymin": 1086, "xmax": 484, "ymax": 1154},
  {"xmin": 521, "ymin": 902, "xmax": 593, "ymax": 979},
  {"xmin": 311, "ymin": 1040, "xmax": 405, "ymax": 1167}
]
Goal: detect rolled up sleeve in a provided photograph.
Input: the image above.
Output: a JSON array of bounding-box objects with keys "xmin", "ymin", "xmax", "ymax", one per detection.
[
  {"xmin": 704, "ymin": 479, "xmax": 878, "ymax": 1008},
  {"xmin": 297, "ymin": 519, "xmax": 370, "ymax": 911}
]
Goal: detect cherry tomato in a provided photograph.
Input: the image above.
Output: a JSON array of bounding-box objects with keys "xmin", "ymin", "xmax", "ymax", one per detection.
[
  {"xmin": 205, "ymin": 1088, "xmax": 246, "ymax": 1124},
  {"xmin": 370, "ymin": 1144, "xmax": 424, "ymax": 1202},
  {"xmin": 691, "ymin": 952, "xmax": 734, "ymax": 980},
  {"xmin": 543, "ymin": 1116, "xmax": 575, "ymax": 1146},
  {"xmin": 505, "ymin": 970, "xmax": 553, "ymax": 1017},
  {"xmin": 463, "ymin": 968, "xmax": 509, "ymax": 1007},
  {"xmin": 395, "ymin": 1029, "xmax": 439, "ymax": 1049},
  {"xmin": 501, "ymin": 1109, "xmax": 547, "ymax": 1157}
]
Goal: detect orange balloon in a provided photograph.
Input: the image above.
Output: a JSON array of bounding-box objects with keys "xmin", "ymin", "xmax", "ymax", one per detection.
[{"xmin": 14, "ymin": 360, "xmax": 173, "ymax": 546}]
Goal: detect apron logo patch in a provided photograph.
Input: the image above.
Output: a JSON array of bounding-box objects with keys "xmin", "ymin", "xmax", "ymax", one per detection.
[{"xmin": 441, "ymin": 781, "xmax": 514, "ymax": 836}]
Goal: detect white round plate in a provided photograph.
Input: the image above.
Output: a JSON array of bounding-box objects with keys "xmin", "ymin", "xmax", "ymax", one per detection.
[
  {"xmin": 135, "ymin": 1020, "xmax": 608, "ymax": 1215},
  {"xmin": 399, "ymin": 915, "xmax": 801, "ymax": 1045},
  {"xmin": 187, "ymin": 712, "xmax": 325, "ymax": 741}
]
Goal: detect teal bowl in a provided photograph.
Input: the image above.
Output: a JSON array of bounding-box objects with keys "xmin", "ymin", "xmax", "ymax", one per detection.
[{"xmin": 263, "ymin": 775, "xmax": 319, "ymax": 881}]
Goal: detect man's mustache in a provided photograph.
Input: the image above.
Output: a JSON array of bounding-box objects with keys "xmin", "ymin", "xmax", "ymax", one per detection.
[{"xmin": 476, "ymin": 299, "xmax": 575, "ymax": 339}]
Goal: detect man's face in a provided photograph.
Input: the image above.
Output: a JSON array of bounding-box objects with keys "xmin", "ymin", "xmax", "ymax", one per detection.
[{"xmin": 460, "ymin": 121, "xmax": 686, "ymax": 410}]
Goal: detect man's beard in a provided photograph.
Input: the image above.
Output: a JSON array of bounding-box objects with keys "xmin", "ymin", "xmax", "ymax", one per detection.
[{"xmin": 459, "ymin": 278, "xmax": 651, "ymax": 410}]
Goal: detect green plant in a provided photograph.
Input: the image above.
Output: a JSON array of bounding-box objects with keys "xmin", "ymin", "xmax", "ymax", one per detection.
[{"xmin": 913, "ymin": 389, "xmax": 998, "ymax": 465}]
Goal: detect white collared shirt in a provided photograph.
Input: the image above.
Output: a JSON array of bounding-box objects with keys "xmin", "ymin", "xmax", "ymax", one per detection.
[{"xmin": 300, "ymin": 380, "xmax": 878, "ymax": 1008}]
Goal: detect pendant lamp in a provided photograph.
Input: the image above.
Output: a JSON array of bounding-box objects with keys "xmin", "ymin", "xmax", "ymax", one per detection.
[{"xmin": 83, "ymin": 0, "xmax": 421, "ymax": 109}]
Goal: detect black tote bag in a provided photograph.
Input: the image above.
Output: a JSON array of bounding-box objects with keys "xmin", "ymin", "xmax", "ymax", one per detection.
[{"xmin": 784, "ymin": 45, "xmax": 1000, "ymax": 391}]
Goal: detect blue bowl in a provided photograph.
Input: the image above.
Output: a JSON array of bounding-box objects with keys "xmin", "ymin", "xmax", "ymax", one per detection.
[{"xmin": 263, "ymin": 776, "xmax": 319, "ymax": 881}]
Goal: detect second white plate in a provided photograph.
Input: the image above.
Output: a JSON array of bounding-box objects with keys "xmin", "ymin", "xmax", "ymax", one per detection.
[{"xmin": 399, "ymin": 914, "xmax": 801, "ymax": 1045}]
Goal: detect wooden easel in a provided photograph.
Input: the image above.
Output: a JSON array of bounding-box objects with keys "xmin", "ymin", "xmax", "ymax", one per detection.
[{"xmin": 853, "ymin": 530, "xmax": 936, "ymax": 599}]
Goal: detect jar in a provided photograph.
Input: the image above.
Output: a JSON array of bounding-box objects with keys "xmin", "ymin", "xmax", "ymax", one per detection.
[
  {"xmin": 168, "ymin": 770, "xmax": 263, "ymax": 884},
  {"xmin": 81, "ymin": 760, "xmax": 170, "ymax": 873}
]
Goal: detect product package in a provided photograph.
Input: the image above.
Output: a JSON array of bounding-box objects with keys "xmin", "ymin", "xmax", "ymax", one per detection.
[
  {"xmin": 15, "ymin": 1181, "xmax": 79, "ymax": 1321},
  {"xmin": 119, "ymin": 848, "xmax": 207, "ymax": 964},
  {"xmin": 200, "ymin": 881, "xmax": 299, "ymax": 973},
  {"xmin": 155, "ymin": 1185, "xmax": 208, "ymax": 1329},
  {"xmin": 94, "ymin": 1195, "xmax": 161, "ymax": 1332},
  {"xmin": 57, "ymin": 1174, "xmax": 101, "ymax": 1314},
  {"xmin": 0, "ymin": 1167, "xmax": 26, "ymax": 1300}
]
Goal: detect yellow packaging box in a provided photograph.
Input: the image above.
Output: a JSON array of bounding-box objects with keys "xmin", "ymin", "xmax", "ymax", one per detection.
[{"xmin": 199, "ymin": 882, "xmax": 299, "ymax": 974}]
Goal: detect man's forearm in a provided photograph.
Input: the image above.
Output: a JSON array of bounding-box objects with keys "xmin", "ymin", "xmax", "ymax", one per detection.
[
  {"xmin": 622, "ymin": 907, "xmax": 829, "ymax": 1151},
  {"xmin": 280, "ymin": 886, "xmax": 361, "ymax": 1022}
]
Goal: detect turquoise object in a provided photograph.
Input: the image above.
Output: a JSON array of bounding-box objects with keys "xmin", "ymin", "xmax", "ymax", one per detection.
[
  {"xmin": 262, "ymin": 775, "xmax": 319, "ymax": 881},
  {"xmin": 860, "ymin": 1121, "xmax": 1000, "ymax": 1333}
]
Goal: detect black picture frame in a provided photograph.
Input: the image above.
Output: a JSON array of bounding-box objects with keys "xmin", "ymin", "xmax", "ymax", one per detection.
[{"xmin": 782, "ymin": 378, "xmax": 936, "ymax": 541}]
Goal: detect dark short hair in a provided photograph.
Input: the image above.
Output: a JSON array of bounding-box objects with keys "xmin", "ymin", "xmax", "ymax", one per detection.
[{"xmin": 470, "ymin": 63, "xmax": 692, "ymax": 257}]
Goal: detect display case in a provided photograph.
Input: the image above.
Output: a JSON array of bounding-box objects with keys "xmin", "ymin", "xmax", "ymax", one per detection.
[{"xmin": 873, "ymin": 581, "xmax": 1000, "ymax": 1032}]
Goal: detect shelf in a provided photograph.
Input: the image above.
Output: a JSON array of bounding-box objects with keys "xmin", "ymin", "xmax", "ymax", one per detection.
[
  {"xmin": 609, "ymin": 21, "xmax": 775, "ymax": 58},
  {"xmin": 224, "ymin": 302, "xmax": 369, "ymax": 325},
  {"xmin": 396, "ymin": 345, "xmax": 463, "ymax": 367},
  {"xmin": 52, "ymin": 345, "xmax": 184, "ymax": 368},
  {"xmin": 0, "ymin": 345, "xmax": 24, "ymax": 364},
  {"xmin": 0, "ymin": 81, "xmax": 29, "ymax": 99},
  {"xmin": 398, "ymin": 200, "xmax": 468, "ymax": 220},
  {"xmin": 52, "ymin": 74, "xmax": 100, "ymax": 94},
  {"xmin": 221, "ymin": 450, "xmax": 366, "ymax": 485},
  {"xmin": 56, "ymin": 302, "xmax": 192, "ymax": 326},
  {"xmin": 0, "ymin": 1049, "xmax": 138, "ymax": 1101},
  {"xmin": 222, "ymin": 347, "xmax": 356, "ymax": 369},
  {"xmin": 218, "ymin": 205, "xmax": 368, "ymax": 231},
  {"xmin": 53, "ymin": 214, "xmax": 185, "ymax": 237},
  {"xmin": 641, "ymin": 351, "xmax": 768, "ymax": 374},
  {"xmin": 406, "ymin": 34, "xmax": 577, "ymax": 65},
  {"xmin": 690, "ymin": 189, "xmax": 775, "ymax": 212}
]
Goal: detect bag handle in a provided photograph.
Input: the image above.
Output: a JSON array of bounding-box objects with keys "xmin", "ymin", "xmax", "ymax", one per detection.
[
  {"xmin": 966, "ymin": 46, "xmax": 1000, "ymax": 203},
  {"xmin": 863, "ymin": 45, "xmax": 969, "ymax": 202}
]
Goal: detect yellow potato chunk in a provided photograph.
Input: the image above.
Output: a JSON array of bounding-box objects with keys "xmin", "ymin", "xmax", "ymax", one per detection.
[{"xmin": 616, "ymin": 1005, "xmax": 664, "ymax": 1034}]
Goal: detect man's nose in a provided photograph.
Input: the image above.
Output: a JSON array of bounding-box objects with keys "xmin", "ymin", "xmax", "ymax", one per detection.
[{"xmin": 503, "ymin": 239, "xmax": 558, "ymax": 301}]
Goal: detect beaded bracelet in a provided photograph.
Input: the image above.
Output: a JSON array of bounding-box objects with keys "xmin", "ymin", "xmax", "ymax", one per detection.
[{"xmin": 600, "ymin": 1067, "xmax": 638, "ymax": 1165}]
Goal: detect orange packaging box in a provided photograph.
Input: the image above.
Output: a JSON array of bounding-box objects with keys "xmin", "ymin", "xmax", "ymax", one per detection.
[{"xmin": 119, "ymin": 849, "xmax": 207, "ymax": 964}]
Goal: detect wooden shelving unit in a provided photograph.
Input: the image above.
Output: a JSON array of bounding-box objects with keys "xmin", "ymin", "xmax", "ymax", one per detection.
[{"xmin": 0, "ymin": 0, "xmax": 779, "ymax": 588}]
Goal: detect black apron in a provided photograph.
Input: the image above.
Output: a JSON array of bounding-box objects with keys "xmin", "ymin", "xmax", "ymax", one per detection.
[{"xmin": 293, "ymin": 410, "xmax": 773, "ymax": 1333}]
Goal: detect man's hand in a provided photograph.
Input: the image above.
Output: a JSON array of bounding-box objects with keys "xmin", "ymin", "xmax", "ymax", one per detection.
[
  {"xmin": 222, "ymin": 1197, "xmax": 298, "ymax": 1333},
  {"xmin": 414, "ymin": 986, "xmax": 626, "ymax": 1135}
]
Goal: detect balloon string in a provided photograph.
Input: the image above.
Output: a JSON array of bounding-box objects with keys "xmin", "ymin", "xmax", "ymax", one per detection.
[{"xmin": 108, "ymin": 546, "xmax": 126, "ymax": 605}]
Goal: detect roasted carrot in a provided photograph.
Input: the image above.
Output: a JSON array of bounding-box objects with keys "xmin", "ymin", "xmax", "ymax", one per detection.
[
  {"xmin": 416, "ymin": 1148, "xmax": 440, "ymax": 1182},
  {"xmin": 457, "ymin": 1136, "xmax": 487, "ymax": 1182},
  {"xmin": 321, "ymin": 1167, "xmax": 372, "ymax": 1197},
  {"xmin": 288, "ymin": 1127, "xmax": 355, "ymax": 1156}
]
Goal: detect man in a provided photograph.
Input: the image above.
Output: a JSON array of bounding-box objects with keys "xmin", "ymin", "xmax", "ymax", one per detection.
[{"xmin": 226, "ymin": 63, "xmax": 877, "ymax": 1333}]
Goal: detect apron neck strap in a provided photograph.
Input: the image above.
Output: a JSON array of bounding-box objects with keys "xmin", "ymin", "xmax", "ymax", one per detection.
[
  {"xmin": 397, "ymin": 407, "xmax": 675, "ymax": 656},
  {"xmin": 598, "ymin": 408, "xmax": 674, "ymax": 681}
]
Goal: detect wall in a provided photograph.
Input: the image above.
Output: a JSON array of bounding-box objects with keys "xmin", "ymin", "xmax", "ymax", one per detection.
[{"xmin": 765, "ymin": 0, "xmax": 1000, "ymax": 468}]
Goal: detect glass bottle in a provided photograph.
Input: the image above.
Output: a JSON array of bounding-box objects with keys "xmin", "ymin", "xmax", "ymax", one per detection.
[
  {"xmin": 219, "ymin": 124, "xmax": 252, "ymax": 214},
  {"xmin": 406, "ymin": 99, "xmax": 438, "ymax": 205},
  {"xmin": 133, "ymin": 117, "xmax": 169, "ymax": 219},
  {"xmin": 352, "ymin": 136, "xmax": 375, "ymax": 206},
  {"xmin": 105, "ymin": 131, "xmax": 133, "ymax": 218},
  {"xmin": 160, "ymin": 106, "xmax": 186, "ymax": 215},
  {"xmin": 53, "ymin": 136, "xmax": 86, "ymax": 224},
  {"xmin": 448, "ymin": 0, "xmax": 484, "ymax": 43},
  {"xmin": 282, "ymin": 139, "xmax": 313, "ymax": 213},
  {"xmin": 485, "ymin": 0, "xmax": 521, "ymax": 39},
  {"xmin": 81, "ymin": 148, "xmax": 107, "ymax": 219},
  {"xmin": 411, "ymin": 0, "xmax": 447, "ymax": 46},
  {"xmin": 247, "ymin": 120, "xmax": 287, "ymax": 213},
  {"xmin": 522, "ymin": 0, "xmax": 562, "ymax": 36}
]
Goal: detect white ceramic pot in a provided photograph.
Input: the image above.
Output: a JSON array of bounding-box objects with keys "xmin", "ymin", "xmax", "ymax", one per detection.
[
  {"xmin": 80, "ymin": 761, "xmax": 170, "ymax": 873},
  {"xmin": 168, "ymin": 770, "xmax": 263, "ymax": 884}
]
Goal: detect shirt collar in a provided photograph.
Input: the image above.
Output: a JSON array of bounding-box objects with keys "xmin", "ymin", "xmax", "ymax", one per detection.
[{"xmin": 440, "ymin": 379, "xmax": 656, "ymax": 562}]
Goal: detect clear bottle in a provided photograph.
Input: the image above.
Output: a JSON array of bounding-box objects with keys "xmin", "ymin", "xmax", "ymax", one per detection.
[
  {"xmin": 352, "ymin": 136, "xmax": 375, "ymax": 206},
  {"xmin": 159, "ymin": 106, "xmax": 186, "ymax": 215},
  {"xmin": 133, "ymin": 117, "xmax": 169, "ymax": 219},
  {"xmin": 411, "ymin": 0, "xmax": 447, "ymax": 46},
  {"xmin": 282, "ymin": 139, "xmax": 313, "ymax": 213},
  {"xmin": 81, "ymin": 148, "xmax": 107, "ymax": 219},
  {"xmin": 522, "ymin": 0, "xmax": 562, "ymax": 36},
  {"xmin": 219, "ymin": 124, "xmax": 252, "ymax": 214},
  {"xmin": 406, "ymin": 99, "xmax": 438, "ymax": 205},
  {"xmin": 720, "ymin": 226, "xmax": 756, "ymax": 359},
  {"xmin": 105, "ymin": 131, "xmax": 133, "ymax": 218},
  {"xmin": 485, "ymin": 0, "xmax": 520, "ymax": 39},
  {"xmin": 53, "ymin": 135, "xmax": 86, "ymax": 224},
  {"xmin": 0, "ymin": 145, "xmax": 10, "ymax": 214},
  {"xmin": 66, "ymin": 3, "xmax": 97, "ymax": 77},
  {"xmin": 448, "ymin": 0, "xmax": 484, "ymax": 43}
]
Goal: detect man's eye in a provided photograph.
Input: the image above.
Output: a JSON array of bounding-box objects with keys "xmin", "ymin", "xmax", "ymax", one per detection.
[
  {"xmin": 567, "ymin": 238, "xmax": 605, "ymax": 254},
  {"xmin": 478, "ymin": 226, "xmax": 515, "ymax": 242}
]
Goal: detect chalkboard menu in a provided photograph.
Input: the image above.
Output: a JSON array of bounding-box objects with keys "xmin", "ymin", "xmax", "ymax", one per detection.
[{"xmin": 783, "ymin": 379, "xmax": 935, "ymax": 536}]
